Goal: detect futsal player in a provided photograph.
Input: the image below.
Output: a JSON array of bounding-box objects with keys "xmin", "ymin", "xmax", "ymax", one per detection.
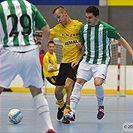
[
  {"xmin": 0, "ymin": 0, "xmax": 56, "ymax": 133},
  {"xmin": 64, "ymin": 5, "xmax": 133, "ymax": 122}
]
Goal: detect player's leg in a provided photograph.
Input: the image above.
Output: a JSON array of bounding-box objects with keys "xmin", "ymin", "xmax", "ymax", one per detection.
[
  {"xmin": 55, "ymin": 86, "xmax": 66, "ymax": 120},
  {"xmin": 93, "ymin": 64, "xmax": 108, "ymax": 120},
  {"xmin": 70, "ymin": 62, "xmax": 92, "ymax": 114},
  {"xmin": 63, "ymin": 78, "xmax": 86, "ymax": 122},
  {"xmin": 22, "ymin": 49, "xmax": 56, "ymax": 133},
  {"xmin": 62, "ymin": 77, "xmax": 75, "ymax": 124},
  {"xmin": 29, "ymin": 86, "xmax": 55, "ymax": 132},
  {"xmin": 51, "ymin": 76, "xmax": 67, "ymax": 96},
  {"xmin": 0, "ymin": 49, "xmax": 19, "ymax": 94},
  {"xmin": 55, "ymin": 85, "xmax": 66, "ymax": 119},
  {"xmin": 56, "ymin": 63, "xmax": 76, "ymax": 123},
  {"xmin": 95, "ymin": 82, "xmax": 104, "ymax": 120},
  {"xmin": 62, "ymin": 63, "xmax": 78, "ymax": 116},
  {"xmin": 46, "ymin": 76, "xmax": 66, "ymax": 105},
  {"xmin": 64, "ymin": 78, "xmax": 75, "ymax": 114},
  {"xmin": 55, "ymin": 63, "xmax": 70, "ymax": 120},
  {"xmin": 64, "ymin": 62, "xmax": 92, "ymax": 122}
]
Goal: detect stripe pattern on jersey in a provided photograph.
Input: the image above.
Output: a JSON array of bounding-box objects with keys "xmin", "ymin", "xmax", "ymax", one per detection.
[
  {"xmin": 82, "ymin": 23, "xmax": 112, "ymax": 65},
  {"xmin": 0, "ymin": 0, "xmax": 36, "ymax": 47}
]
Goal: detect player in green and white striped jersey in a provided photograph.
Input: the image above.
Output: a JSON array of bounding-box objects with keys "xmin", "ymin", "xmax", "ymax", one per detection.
[
  {"xmin": 64, "ymin": 6, "xmax": 133, "ymax": 122},
  {"xmin": 80, "ymin": 20, "xmax": 120, "ymax": 65},
  {"xmin": 0, "ymin": 1, "xmax": 56, "ymax": 133}
]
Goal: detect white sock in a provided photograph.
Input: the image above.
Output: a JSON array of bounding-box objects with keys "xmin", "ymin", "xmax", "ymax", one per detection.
[
  {"xmin": 33, "ymin": 93, "xmax": 54, "ymax": 131},
  {"xmin": 70, "ymin": 82, "xmax": 82, "ymax": 112},
  {"xmin": 95, "ymin": 85, "xmax": 104, "ymax": 107}
]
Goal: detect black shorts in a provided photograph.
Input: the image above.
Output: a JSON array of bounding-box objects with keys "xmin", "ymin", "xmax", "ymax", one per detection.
[
  {"xmin": 46, "ymin": 76, "xmax": 57, "ymax": 86},
  {"xmin": 56, "ymin": 63, "xmax": 78, "ymax": 85}
]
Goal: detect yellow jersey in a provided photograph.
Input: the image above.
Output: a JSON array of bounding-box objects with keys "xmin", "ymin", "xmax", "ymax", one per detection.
[
  {"xmin": 43, "ymin": 52, "xmax": 58, "ymax": 78},
  {"xmin": 50, "ymin": 20, "xmax": 83, "ymax": 63}
]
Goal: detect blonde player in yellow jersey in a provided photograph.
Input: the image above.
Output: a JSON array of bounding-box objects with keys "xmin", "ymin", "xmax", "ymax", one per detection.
[{"xmin": 50, "ymin": 6, "xmax": 84, "ymax": 124}]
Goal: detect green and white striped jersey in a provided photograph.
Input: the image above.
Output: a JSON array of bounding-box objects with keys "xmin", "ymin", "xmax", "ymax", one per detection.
[
  {"xmin": 80, "ymin": 21, "xmax": 121, "ymax": 65},
  {"xmin": 0, "ymin": 0, "xmax": 47, "ymax": 48}
]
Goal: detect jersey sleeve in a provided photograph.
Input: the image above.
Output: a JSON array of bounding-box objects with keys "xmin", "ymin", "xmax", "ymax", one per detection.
[
  {"xmin": 34, "ymin": 7, "xmax": 48, "ymax": 30},
  {"xmin": 50, "ymin": 27, "xmax": 58, "ymax": 39},
  {"xmin": 107, "ymin": 26, "xmax": 121, "ymax": 40}
]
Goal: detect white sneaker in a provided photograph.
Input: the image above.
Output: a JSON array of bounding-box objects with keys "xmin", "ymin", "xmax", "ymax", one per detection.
[{"xmin": 64, "ymin": 110, "xmax": 75, "ymax": 121}]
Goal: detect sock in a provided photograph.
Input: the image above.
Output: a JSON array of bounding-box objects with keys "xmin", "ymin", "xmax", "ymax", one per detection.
[
  {"xmin": 95, "ymin": 85, "xmax": 104, "ymax": 107},
  {"xmin": 64, "ymin": 105, "xmax": 70, "ymax": 114},
  {"xmin": 58, "ymin": 99, "xmax": 64, "ymax": 109},
  {"xmin": 33, "ymin": 93, "xmax": 54, "ymax": 131},
  {"xmin": 70, "ymin": 82, "xmax": 82, "ymax": 112}
]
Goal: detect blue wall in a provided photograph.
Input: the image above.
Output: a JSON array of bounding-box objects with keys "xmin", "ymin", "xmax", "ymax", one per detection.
[{"xmin": 0, "ymin": 0, "xmax": 99, "ymax": 5}]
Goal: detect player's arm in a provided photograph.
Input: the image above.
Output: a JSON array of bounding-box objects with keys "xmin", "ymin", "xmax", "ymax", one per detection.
[
  {"xmin": 71, "ymin": 44, "xmax": 85, "ymax": 68},
  {"xmin": 48, "ymin": 67, "xmax": 59, "ymax": 72},
  {"xmin": 41, "ymin": 25, "xmax": 50, "ymax": 49},
  {"xmin": 35, "ymin": 7, "xmax": 50, "ymax": 48},
  {"xmin": 44, "ymin": 55, "xmax": 58, "ymax": 72},
  {"xmin": 76, "ymin": 42, "xmax": 83, "ymax": 49},
  {"xmin": 118, "ymin": 37, "xmax": 133, "ymax": 59},
  {"xmin": 71, "ymin": 27, "xmax": 85, "ymax": 68},
  {"xmin": 108, "ymin": 25, "xmax": 133, "ymax": 60}
]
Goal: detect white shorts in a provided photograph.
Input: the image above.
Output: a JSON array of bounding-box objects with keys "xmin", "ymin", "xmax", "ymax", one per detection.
[
  {"xmin": 77, "ymin": 62, "xmax": 108, "ymax": 82},
  {"xmin": 0, "ymin": 48, "xmax": 43, "ymax": 88}
]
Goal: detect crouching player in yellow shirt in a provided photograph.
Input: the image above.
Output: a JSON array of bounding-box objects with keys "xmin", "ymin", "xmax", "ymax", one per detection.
[{"xmin": 43, "ymin": 40, "xmax": 66, "ymax": 94}]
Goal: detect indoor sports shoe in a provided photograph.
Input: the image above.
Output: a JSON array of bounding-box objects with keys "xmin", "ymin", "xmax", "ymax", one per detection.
[
  {"xmin": 46, "ymin": 129, "xmax": 56, "ymax": 133},
  {"xmin": 64, "ymin": 110, "xmax": 75, "ymax": 121},
  {"xmin": 57, "ymin": 103, "xmax": 66, "ymax": 120},
  {"xmin": 62, "ymin": 116, "xmax": 70, "ymax": 124},
  {"xmin": 97, "ymin": 106, "xmax": 104, "ymax": 120}
]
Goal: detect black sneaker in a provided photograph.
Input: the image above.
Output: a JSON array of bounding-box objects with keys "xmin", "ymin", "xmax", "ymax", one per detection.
[
  {"xmin": 57, "ymin": 103, "xmax": 66, "ymax": 120},
  {"xmin": 97, "ymin": 106, "xmax": 104, "ymax": 120},
  {"xmin": 62, "ymin": 116, "xmax": 70, "ymax": 124}
]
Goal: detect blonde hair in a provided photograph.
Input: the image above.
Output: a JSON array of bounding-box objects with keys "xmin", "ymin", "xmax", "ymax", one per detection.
[{"xmin": 53, "ymin": 6, "xmax": 67, "ymax": 14}]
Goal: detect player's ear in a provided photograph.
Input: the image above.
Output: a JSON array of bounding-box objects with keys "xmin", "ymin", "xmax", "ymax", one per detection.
[{"xmin": 63, "ymin": 11, "xmax": 67, "ymax": 16}]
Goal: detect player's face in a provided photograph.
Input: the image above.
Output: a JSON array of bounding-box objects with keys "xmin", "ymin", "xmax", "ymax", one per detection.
[
  {"xmin": 48, "ymin": 43, "xmax": 55, "ymax": 54},
  {"xmin": 85, "ymin": 13, "xmax": 99, "ymax": 26},
  {"xmin": 54, "ymin": 10, "xmax": 67, "ymax": 25}
]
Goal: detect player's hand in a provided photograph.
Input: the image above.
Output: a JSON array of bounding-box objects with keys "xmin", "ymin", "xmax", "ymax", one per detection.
[
  {"xmin": 71, "ymin": 61, "xmax": 78, "ymax": 69},
  {"xmin": 76, "ymin": 42, "xmax": 83, "ymax": 49}
]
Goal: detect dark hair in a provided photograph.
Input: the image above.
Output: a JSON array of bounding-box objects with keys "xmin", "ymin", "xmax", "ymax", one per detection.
[
  {"xmin": 37, "ymin": 41, "xmax": 42, "ymax": 45},
  {"xmin": 53, "ymin": 6, "xmax": 67, "ymax": 14},
  {"xmin": 86, "ymin": 6, "xmax": 99, "ymax": 17},
  {"xmin": 47, "ymin": 40, "xmax": 55, "ymax": 46},
  {"xmin": 40, "ymin": 49, "xmax": 45, "ymax": 54}
]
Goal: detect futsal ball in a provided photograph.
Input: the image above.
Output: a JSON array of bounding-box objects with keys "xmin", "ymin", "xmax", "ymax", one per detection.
[{"xmin": 8, "ymin": 109, "xmax": 23, "ymax": 124}]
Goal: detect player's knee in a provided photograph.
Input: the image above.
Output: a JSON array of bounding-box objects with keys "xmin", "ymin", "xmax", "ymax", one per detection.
[
  {"xmin": 65, "ymin": 83, "xmax": 73, "ymax": 92},
  {"xmin": 94, "ymin": 82, "xmax": 102, "ymax": 86},
  {"xmin": 94, "ymin": 78, "xmax": 103, "ymax": 86}
]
